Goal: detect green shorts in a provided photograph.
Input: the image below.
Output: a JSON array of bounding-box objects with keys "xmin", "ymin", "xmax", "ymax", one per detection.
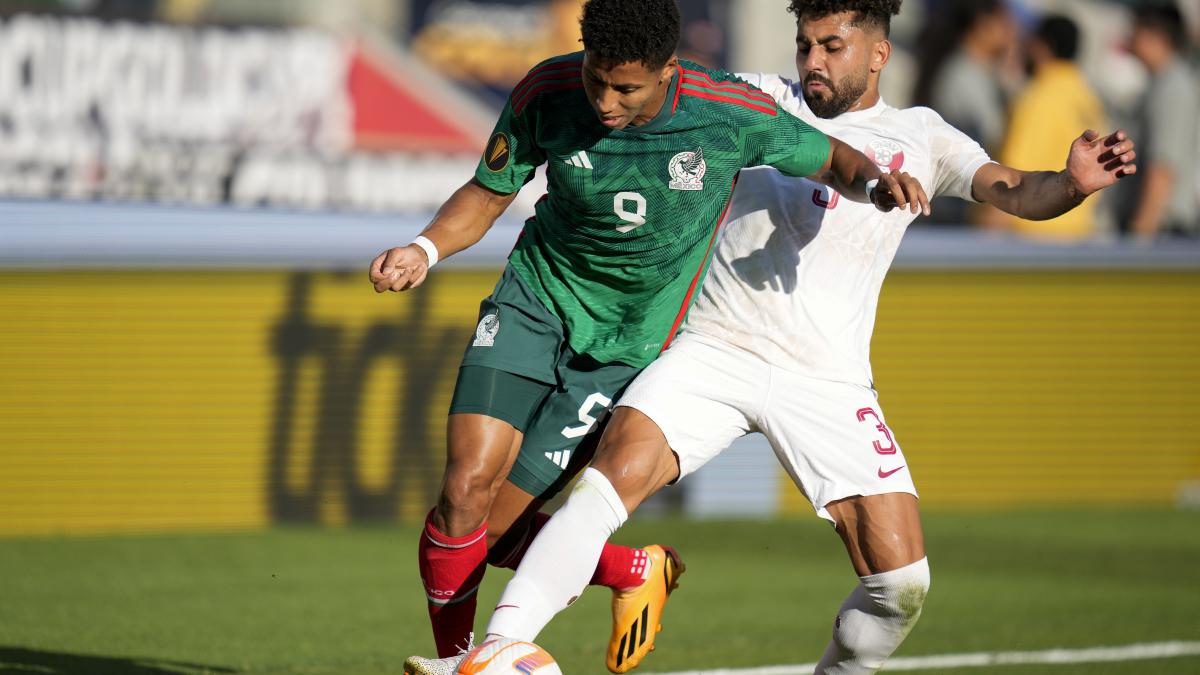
[{"xmin": 450, "ymin": 266, "xmax": 642, "ymax": 499}]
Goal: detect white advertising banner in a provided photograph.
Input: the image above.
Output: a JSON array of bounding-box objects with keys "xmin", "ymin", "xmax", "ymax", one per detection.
[{"xmin": 0, "ymin": 15, "xmax": 484, "ymax": 212}]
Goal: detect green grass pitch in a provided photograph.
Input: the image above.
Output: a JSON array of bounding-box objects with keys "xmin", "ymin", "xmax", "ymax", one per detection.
[{"xmin": 1, "ymin": 508, "xmax": 1198, "ymax": 674}]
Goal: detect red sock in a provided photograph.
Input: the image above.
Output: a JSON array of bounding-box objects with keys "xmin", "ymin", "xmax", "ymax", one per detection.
[
  {"xmin": 593, "ymin": 541, "xmax": 650, "ymax": 591},
  {"xmin": 418, "ymin": 509, "xmax": 487, "ymax": 657},
  {"xmin": 491, "ymin": 511, "xmax": 649, "ymax": 591}
]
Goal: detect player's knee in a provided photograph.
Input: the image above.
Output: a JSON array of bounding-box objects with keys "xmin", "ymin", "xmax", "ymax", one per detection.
[
  {"xmin": 586, "ymin": 458, "xmax": 659, "ymax": 515},
  {"xmin": 592, "ymin": 434, "xmax": 676, "ymax": 509},
  {"xmin": 828, "ymin": 558, "xmax": 930, "ymax": 669},
  {"xmin": 889, "ymin": 559, "xmax": 930, "ymax": 625},
  {"xmin": 439, "ymin": 467, "xmax": 499, "ymax": 522},
  {"xmin": 868, "ymin": 556, "xmax": 929, "ymax": 627}
]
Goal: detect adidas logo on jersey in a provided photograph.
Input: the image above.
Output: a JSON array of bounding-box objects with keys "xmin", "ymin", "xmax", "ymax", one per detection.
[
  {"xmin": 563, "ymin": 151, "xmax": 593, "ymax": 169},
  {"xmin": 544, "ymin": 449, "xmax": 571, "ymax": 469}
]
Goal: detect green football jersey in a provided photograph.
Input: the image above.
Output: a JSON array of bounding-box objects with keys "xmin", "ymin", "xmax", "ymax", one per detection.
[{"xmin": 475, "ymin": 52, "xmax": 830, "ymax": 367}]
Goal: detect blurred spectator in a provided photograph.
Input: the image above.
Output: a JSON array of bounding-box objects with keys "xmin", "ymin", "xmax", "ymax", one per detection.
[
  {"xmin": 913, "ymin": 0, "xmax": 1018, "ymax": 225},
  {"xmin": 1122, "ymin": 3, "xmax": 1198, "ymax": 240},
  {"xmin": 994, "ymin": 14, "xmax": 1107, "ymax": 242},
  {"xmin": 923, "ymin": 0, "xmax": 1018, "ymax": 153}
]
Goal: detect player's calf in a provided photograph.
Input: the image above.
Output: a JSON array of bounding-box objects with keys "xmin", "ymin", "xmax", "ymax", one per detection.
[
  {"xmin": 815, "ymin": 557, "xmax": 930, "ymax": 674},
  {"xmin": 420, "ymin": 509, "xmax": 490, "ymax": 657}
]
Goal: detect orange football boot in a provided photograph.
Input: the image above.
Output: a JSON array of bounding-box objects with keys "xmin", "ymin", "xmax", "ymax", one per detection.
[{"xmin": 606, "ymin": 545, "xmax": 686, "ymax": 673}]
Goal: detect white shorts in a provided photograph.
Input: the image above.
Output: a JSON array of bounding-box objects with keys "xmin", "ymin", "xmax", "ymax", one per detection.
[{"xmin": 619, "ymin": 333, "xmax": 917, "ymax": 522}]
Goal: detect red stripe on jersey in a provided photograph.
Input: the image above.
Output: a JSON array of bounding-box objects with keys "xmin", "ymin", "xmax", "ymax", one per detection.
[
  {"xmin": 514, "ymin": 81, "xmax": 585, "ymax": 114},
  {"xmin": 680, "ymin": 69, "xmax": 775, "ymax": 105},
  {"xmin": 512, "ymin": 61, "xmax": 581, "ymax": 102},
  {"xmin": 661, "ymin": 173, "xmax": 740, "ymax": 352},
  {"xmin": 681, "ymin": 86, "xmax": 778, "ymax": 116},
  {"xmin": 671, "ymin": 64, "xmax": 683, "ymax": 113},
  {"xmin": 682, "ymin": 79, "xmax": 777, "ymax": 108}
]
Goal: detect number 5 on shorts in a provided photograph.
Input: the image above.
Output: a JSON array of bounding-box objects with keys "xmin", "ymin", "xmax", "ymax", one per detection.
[{"xmin": 561, "ymin": 392, "xmax": 613, "ymax": 439}]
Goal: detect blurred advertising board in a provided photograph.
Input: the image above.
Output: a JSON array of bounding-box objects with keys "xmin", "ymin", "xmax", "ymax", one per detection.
[
  {"xmin": 3, "ymin": 260, "xmax": 1197, "ymax": 534},
  {"xmin": 0, "ymin": 14, "xmax": 491, "ymax": 212},
  {"xmin": 2, "ymin": 202, "xmax": 1199, "ymax": 534},
  {"xmin": 407, "ymin": 0, "xmax": 731, "ymax": 102},
  {"xmin": 409, "ymin": 0, "xmax": 585, "ymax": 103}
]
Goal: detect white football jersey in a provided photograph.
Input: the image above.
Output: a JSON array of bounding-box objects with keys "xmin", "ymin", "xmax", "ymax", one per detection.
[{"xmin": 681, "ymin": 73, "xmax": 993, "ymax": 387}]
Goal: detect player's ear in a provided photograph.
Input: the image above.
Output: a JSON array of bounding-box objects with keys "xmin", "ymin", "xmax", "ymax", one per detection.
[
  {"xmin": 871, "ymin": 38, "xmax": 891, "ymax": 73},
  {"xmin": 660, "ymin": 56, "xmax": 679, "ymax": 81}
]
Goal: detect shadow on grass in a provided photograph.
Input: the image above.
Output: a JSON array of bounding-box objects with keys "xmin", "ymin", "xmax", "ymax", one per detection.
[{"xmin": 0, "ymin": 648, "xmax": 236, "ymax": 675}]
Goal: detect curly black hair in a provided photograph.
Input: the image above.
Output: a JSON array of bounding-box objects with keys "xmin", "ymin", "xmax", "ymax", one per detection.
[
  {"xmin": 580, "ymin": 0, "xmax": 681, "ymax": 69},
  {"xmin": 786, "ymin": 0, "xmax": 903, "ymax": 37}
]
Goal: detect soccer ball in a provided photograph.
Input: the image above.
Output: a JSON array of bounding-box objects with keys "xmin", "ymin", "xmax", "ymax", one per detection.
[{"xmin": 456, "ymin": 637, "xmax": 562, "ymax": 674}]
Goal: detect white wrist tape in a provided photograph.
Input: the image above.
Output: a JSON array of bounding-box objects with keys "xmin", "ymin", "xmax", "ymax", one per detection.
[
  {"xmin": 411, "ymin": 235, "xmax": 439, "ymax": 268},
  {"xmin": 865, "ymin": 178, "xmax": 880, "ymax": 201}
]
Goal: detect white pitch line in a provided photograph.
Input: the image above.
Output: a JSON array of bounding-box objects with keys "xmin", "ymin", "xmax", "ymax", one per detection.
[{"xmin": 655, "ymin": 640, "xmax": 1200, "ymax": 675}]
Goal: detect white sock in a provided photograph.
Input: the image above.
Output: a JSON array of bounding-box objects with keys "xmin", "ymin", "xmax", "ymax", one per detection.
[
  {"xmin": 814, "ymin": 557, "xmax": 930, "ymax": 675},
  {"xmin": 486, "ymin": 468, "xmax": 628, "ymax": 641}
]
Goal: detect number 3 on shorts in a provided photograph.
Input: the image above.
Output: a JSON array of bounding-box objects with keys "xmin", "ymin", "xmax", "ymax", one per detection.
[
  {"xmin": 561, "ymin": 392, "xmax": 613, "ymax": 439},
  {"xmin": 856, "ymin": 407, "xmax": 897, "ymax": 455}
]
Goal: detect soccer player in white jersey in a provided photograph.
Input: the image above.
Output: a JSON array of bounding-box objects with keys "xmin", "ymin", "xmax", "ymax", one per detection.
[{"xmin": 469, "ymin": 0, "xmax": 1139, "ymax": 673}]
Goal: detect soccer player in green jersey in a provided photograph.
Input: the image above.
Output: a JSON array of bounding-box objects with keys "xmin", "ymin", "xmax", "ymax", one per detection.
[{"xmin": 369, "ymin": 1, "xmax": 928, "ymax": 672}]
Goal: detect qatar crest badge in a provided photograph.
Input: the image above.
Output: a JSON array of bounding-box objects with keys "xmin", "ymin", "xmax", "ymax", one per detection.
[{"xmin": 865, "ymin": 139, "xmax": 905, "ymax": 173}]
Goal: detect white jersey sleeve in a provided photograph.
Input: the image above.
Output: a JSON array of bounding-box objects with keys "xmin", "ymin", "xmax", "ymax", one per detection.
[{"xmin": 918, "ymin": 107, "xmax": 994, "ymax": 202}]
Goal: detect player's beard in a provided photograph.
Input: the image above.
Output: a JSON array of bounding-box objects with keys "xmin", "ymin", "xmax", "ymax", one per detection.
[{"xmin": 803, "ymin": 70, "xmax": 868, "ymax": 119}]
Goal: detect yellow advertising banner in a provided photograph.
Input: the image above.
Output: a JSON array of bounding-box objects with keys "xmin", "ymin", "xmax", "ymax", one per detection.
[
  {"xmin": 1, "ymin": 269, "xmax": 1197, "ymax": 534},
  {"xmin": 0, "ymin": 270, "xmax": 496, "ymax": 534}
]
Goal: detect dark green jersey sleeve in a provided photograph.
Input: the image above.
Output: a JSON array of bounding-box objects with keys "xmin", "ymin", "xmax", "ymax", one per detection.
[
  {"xmin": 743, "ymin": 106, "xmax": 831, "ymax": 178},
  {"xmin": 474, "ymin": 98, "xmax": 546, "ymax": 194}
]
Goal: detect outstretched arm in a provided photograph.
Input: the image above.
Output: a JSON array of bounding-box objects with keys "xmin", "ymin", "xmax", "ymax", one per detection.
[
  {"xmin": 973, "ymin": 129, "xmax": 1137, "ymax": 220},
  {"xmin": 815, "ymin": 136, "xmax": 930, "ymax": 216},
  {"xmin": 369, "ymin": 178, "xmax": 519, "ymax": 293}
]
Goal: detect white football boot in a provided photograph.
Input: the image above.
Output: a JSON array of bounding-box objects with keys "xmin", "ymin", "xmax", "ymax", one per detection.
[{"xmin": 403, "ymin": 634, "xmax": 474, "ymax": 675}]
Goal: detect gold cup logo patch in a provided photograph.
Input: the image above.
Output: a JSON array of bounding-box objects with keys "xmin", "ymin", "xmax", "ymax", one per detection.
[{"xmin": 485, "ymin": 132, "xmax": 512, "ymax": 172}]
